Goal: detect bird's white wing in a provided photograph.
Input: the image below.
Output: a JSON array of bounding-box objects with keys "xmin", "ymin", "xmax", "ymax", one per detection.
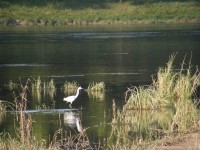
[{"xmin": 63, "ymin": 95, "xmax": 76, "ymax": 103}]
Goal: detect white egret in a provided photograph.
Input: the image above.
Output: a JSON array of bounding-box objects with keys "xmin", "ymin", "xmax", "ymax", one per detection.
[{"xmin": 63, "ymin": 87, "xmax": 83, "ymax": 108}]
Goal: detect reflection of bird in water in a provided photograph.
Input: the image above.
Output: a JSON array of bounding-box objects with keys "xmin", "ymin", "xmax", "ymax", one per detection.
[
  {"xmin": 64, "ymin": 112, "xmax": 77, "ymax": 128},
  {"xmin": 63, "ymin": 87, "xmax": 83, "ymax": 108},
  {"xmin": 76, "ymin": 117, "xmax": 83, "ymax": 133},
  {"xmin": 64, "ymin": 112, "xmax": 83, "ymax": 133}
]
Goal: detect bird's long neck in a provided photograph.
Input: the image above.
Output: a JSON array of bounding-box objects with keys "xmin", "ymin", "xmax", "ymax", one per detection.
[{"xmin": 75, "ymin": 88, "xmax": 80, "ymax": 98}]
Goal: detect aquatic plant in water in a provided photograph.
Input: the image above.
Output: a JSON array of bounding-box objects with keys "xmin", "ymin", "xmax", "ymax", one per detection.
[
  {"xmin": 0, "ymin": 79, "xmax": 92, "ymax": 150},
  {"xmin": 63, "ymin": 81, "xmax": 80, "ymax": 96},
  {"xmin": 31, "ymin": 77, "xmax": 56, "ymax": 101},
  {"xmin": 125, "ymin": 54, "xmax": 200, "ymax": 110},
  {"xmin": 87, "ymin": 82, "xmax": 105, "ymax": 92},
  {"xmin": 110, "ymin": 54, "xmax": 200, "ymax": 149},
  {"xmin": 32, "ymin": 76, "xmax": 42, "ymax": 90},
  {"xmin": 87, "ymin": 82, "xmax": 105, "ymax": 101},
  {"xmin": 44, "ymin": 79, "xmax": 56, "ymax": 90}
]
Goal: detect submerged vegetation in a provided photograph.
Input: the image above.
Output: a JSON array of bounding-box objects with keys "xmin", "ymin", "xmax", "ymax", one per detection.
[{"xmin": 0, "ymin": 0, "xmax": 199, "ymax": 26}]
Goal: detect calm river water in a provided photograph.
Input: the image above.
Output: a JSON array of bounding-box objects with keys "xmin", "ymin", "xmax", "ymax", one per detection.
[{"xmin": 0, "ymin": 24, "xmax": 200, "ymax": 147}]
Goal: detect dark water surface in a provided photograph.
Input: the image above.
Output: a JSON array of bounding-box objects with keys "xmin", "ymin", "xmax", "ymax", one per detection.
[{"xmin": 0, "ymin": 24, "xmax": 200, "ymax": 146}]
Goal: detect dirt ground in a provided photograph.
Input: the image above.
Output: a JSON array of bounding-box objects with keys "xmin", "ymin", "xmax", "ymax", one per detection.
[{"xmin": 157, "ymin": 133, "xmax": 200, "ymax": 150}]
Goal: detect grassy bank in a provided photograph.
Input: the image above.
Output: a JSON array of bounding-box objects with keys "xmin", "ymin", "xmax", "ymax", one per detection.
[
  {"xmin": 111, "ymin": 54, "xmax": 200, "ymax": 149},
  {"xmin": 0, "ymin": 0, "xmax": 199, "ymax": 26}
]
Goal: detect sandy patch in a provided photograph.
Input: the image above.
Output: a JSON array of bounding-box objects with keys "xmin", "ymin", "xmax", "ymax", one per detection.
[{"xmin": 157, "ymin": 133, "xmax": 200, "ymax": 150}]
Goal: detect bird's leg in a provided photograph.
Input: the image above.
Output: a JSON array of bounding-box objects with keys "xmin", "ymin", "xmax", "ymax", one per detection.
[{"xmin": 69, "ymin": 103, "xmax": 72, "ymax": 108}]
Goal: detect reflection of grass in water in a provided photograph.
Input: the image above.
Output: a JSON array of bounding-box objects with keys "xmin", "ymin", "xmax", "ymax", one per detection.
[
  {"xmin": 87, "ymin": 90, "xmax": 105, "ymax": 101},
  {"xmin": 44, "ymin": 79, "xmax": 56, "ymax": 100},
  {"xmin": 110, "ymin": 54, "xmax": 200, "ymax": 149},
  {"xmin": 4, "ymin": 80, "xmax": 19, "ymax": 91},
  {"xmin": 111, "ymin": 109, "xmax": 174, "ymax": 143},
  {"xmin": 32, "ymin": 89, "xmax": 42, "ymax": 102},
  {"xmin": 31, "ymin": 77, "xmax": 56, "ymax": 101},
  {"xmin": 32, "ymin": 76, "xmax": 41, "ymax": 90},
  {"xmin": 0, "ymin": 119, "xmax": 91, "ymax": 150}
]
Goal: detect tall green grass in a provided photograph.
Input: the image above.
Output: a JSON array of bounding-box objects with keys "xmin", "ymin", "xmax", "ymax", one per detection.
[{"xmin": 125, "ymin": 54, "xmax": 200, "ymax": 110}]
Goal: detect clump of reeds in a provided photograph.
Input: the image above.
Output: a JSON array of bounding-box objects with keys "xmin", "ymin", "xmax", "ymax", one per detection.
[
  {"xmin": 63, "ymin": 81, "xmax": 79, "ymax": 91},
  {"xmin": 124, "ymin": 54, "xmax": 200, "ymax": 110},
  {"xmin": 31, "ymin": 77, "xmax": 56, "ymax": 100},
  {"xmin": 32, "ymin": 76, "xmax": 42, "ymax": 90},
  {"xmin": 62, "ymin": 81, "xmax": 80, "ymax": 96},
  {"xmin": 32, "ymin": 76, "xmax": 56, "ymax": 90},
  {"xmin": 43, "ymin": 79, "xmax": 56, "ymax": 100},
  {"xmin": 87, "ymin": 82, "xmax": 105, "ymax": 101},
  {"xmin": 12, "ymin": 79, "xmax": 33, "ymax": 148},
  {"xmin": 124, "ymin": 54, "xmax": 200, "ymax": 133},
  {"xmin": 87, "ymin": 82, "xmax": 105, "ymax": 92},
  {"xmin": 44, "ymin": 79, "xmax": 56, "ymax": 90},
  {"xmin": 109, "ymin": 54, "xmax": 200, "ymax": 149}
]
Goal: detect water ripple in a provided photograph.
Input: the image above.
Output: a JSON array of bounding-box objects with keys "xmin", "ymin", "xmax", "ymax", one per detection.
[
  {"xmin": 0, "ymin": 64, "xmax": 49, "ymax": 67},
  {"xmin": 93, "ymin": 72, "xmax": 140, "ymax": 75},
  {"xmin": 103, "ymin": 53, "xmax": 128, "ymax": 55},
  {"xmin": 1, "ymin": 30, "xmax": 199, "ymax": 42}
]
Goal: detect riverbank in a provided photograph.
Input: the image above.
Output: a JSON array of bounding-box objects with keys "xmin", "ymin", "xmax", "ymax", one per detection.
[
  {"xmin": 0, "ymin": 1, "xmax": 199, "ymax": 26},
  {"xmin": 156, "ymin": 133, "xmax": 200, "ymax": 150}
]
